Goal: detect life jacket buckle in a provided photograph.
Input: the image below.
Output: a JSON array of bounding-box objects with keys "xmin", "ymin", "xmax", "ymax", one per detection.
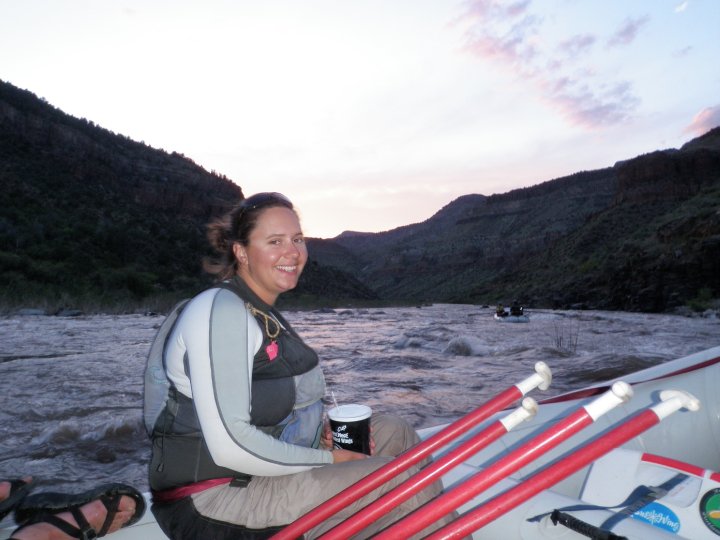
[{"xmin": 230, "ymin": 476, "xmax": 252, "ymax": 488}]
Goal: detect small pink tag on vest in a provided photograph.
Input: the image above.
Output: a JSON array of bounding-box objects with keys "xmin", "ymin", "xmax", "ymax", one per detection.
[{"xmin": 266, "ymin": 341, "xmax": 279, "ymax": 361}]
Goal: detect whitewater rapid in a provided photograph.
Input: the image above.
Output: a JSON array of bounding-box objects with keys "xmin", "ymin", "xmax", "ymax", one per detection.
[{"xmin": 0, "ymin": 305, "xmax": 717, "ymax": 494}]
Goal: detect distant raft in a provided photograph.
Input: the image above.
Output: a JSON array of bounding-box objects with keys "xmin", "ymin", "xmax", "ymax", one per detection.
[
  {"xmin": 493, "ymin": 311, "xmax": 529, "ymax": 323},
  {"xmin": 494, "ymin": 303, "xmax": 528, "ymax": 322}
]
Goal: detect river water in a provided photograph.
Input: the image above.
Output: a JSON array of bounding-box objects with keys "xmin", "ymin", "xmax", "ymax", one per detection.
[{"xmin": 0, "ymin": 305, "xmax": 717, "ymax": 496}]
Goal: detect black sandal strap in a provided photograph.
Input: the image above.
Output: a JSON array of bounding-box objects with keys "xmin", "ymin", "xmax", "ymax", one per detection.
[
  {"xmin": 69, "ymin": 505, "xmax": 98, "ymax": 539},
  {"xmin": 0, "ymin": 479, "xmax": 32, "ymax": 520},
  {"xmin": 12, "ymin": 510, "xmax": 98, "ymax": 540},
  {"xmin": 96, "ymin": 492, "xmax": 121, "ymax": 536}
]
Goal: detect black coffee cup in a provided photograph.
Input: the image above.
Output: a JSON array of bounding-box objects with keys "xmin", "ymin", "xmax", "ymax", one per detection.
[{"xmin": 327, "ymin": 404, "xmax": 372, "ymax": 455}]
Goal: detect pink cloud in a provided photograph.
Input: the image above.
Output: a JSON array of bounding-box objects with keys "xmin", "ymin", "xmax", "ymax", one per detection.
[
  {"xmin": 459, "ymin": 0, "xmax": 532, "ymax": 22},
  {"xmin": 557, "ymin": 34, "xmax": 596, "ymax": 59},
  {"xmin": 685, "ymin": 106, "xmax": 720, "ymax": 136},
  {"xmin": 607, "ymin": 15, "xmax": 650, "ymax": 47},
  {"xmin": 459, "ymin": 0, "xmax": 539, "ymax": 67},
  {"xmin": 463, "ymin": 27, "xmax": 538, "ymax": 66},
  {"xmin": 542, "ymin": 80, "xmax": 639, "ymax": 128},
  {"xmin": 456, "ymin": 3, "xmax": 640, "ymax": 129}
]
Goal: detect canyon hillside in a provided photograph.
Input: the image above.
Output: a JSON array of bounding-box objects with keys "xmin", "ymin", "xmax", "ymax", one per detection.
[{"xmin": 1, "ymin": 79, "xmax": 718, "ymax": 313}]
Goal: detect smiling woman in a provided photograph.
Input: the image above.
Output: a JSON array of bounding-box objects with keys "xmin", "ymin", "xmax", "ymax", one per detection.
[
  {"xmin": 143, "ymin": 192, "xmax": 460, "ymax": 539},
  {"xmin": 204, "ymin": 192, "xmax": 303, "ymax": 297},
  {"xmin": 230, "ymin": 197, "xmax": 308, "ymax": 306}
]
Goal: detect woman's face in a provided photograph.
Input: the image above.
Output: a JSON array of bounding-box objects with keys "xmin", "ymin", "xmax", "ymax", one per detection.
[{"xmin": 234, "ymin": 206, "xmax": 308, "ymax": 305}]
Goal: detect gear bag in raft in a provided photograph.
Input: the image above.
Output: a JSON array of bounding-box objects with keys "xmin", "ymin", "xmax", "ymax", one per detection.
[{"xmin": 143, "ymin": 299, "xmax": 189, "ymax": 437}]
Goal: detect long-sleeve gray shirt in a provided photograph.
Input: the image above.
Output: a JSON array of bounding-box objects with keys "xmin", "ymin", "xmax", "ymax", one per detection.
[{"xmin": 164, "ymin": 287, "xmax": 333, "ymax": 476}]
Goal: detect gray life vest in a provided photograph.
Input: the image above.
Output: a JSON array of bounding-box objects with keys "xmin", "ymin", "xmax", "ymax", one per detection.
[{"xmin": 144, "ymin": 278, "xmax": 322, "ymax": 490}]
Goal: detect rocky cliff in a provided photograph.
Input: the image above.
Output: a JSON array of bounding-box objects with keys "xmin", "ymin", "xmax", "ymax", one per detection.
[
  {"xmin": 614, "ymin": 147, "xmax": 720, "ymax": 205},
  {"xmin": 325, "ymin": 128, "xmax": 720, "ymax": 312}
]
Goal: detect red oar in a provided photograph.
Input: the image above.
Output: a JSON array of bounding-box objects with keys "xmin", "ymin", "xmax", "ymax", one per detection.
[
  {"xmin": 373, "ymin": 381, "xmax": 634, "ymax": 540},
  {"xmin": 270, "ymin": 362, "xmax": 552, "ymax": 540},
  {"xmin": 424, "ymin": 389, "xmax": 700, "ymax": 540},
  {"xmin": 318, "ymin": 398, "xmax": 538, "ymax": 540}
]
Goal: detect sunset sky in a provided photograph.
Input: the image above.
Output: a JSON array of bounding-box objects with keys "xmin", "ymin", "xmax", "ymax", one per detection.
[{"xmin": 1, "ymin": 0, "xmax": 718, "ymax": 238}]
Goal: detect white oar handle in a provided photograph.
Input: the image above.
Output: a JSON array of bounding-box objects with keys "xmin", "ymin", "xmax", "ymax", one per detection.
[
  {"xmin": 583, "ymin": 381, "xmax": 633, "ymax": 421},
  {"xmin": 652, "ymin": 390, "xmax": 701, "ymax": 420},
  {"xmin": 516, "ymin": 362, "xmax": 552, "ymax": 394},
  {"xmin": 500, "ymin": 397, "xmax": 538, "ymax": 431}
]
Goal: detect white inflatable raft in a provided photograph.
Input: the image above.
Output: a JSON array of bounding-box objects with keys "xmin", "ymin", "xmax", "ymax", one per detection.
[{"xmin": 494, "ymin": 313, "xmax": 530, "ymax": 323}]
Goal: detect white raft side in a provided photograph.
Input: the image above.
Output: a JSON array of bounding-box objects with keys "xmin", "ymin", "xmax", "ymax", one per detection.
[
  {"xmin": 494, "ymin": 314, "xmax": 530, "ymax": 323},
  {"xmin": 510, "ymin": 445, "xmax": 720, "ymax": 540},
  {"xmin": 581, "ymin": 447, "xmax": 720, "ymax": 540}
]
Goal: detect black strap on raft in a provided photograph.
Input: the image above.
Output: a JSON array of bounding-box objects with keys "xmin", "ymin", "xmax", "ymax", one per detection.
[
  {"xmin": 550, "ymin": 510, "xmax": 628, "ymax": 540},
  {"xmin": 600, "ymin": 473, "xmax": 687, "ymax": 530},
  {"xmin": 537, "ymin": 473, "xmax": 688, "ymax": 539}
]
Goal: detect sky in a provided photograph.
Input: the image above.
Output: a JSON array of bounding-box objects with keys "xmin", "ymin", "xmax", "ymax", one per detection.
[{"xmin": 1, "ymin": 1, "xmax": 719, "ymax": 239}]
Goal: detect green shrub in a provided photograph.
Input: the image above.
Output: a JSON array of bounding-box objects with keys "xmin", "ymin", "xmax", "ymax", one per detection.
[{"xmin": 687, "ymin": 287, "xmax": 714, "ymax": 312}]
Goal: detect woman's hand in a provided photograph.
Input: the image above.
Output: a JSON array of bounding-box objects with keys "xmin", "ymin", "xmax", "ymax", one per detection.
[{"xmin": 320, "ymin": 421, "xmax": 333, "ymax": 450}]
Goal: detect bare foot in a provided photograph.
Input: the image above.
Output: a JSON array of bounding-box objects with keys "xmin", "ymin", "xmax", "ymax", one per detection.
[
  {"xmin": 0, "ymin": 481, "xmax": 9, "ymax": 502},
  {"xmin": 11, "ymin": 495, "xmax": 137, "ymax": 540},
  {"xmin": 0, "ymin": 477, "xmax": 33, "ymax": 503}
]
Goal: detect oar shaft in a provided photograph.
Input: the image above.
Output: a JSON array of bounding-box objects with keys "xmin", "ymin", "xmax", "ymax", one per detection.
[
  {"xmin": 318, "ymin": 399, "xmax": 538, "ymax": 540},
  {"xmin": 271, "ymin": 364, "xmax": 551, "ymax": 540},
  {"xmin": 373, "ymin": 381, "xmax": 633, "ymax": 540},
  {"xmin": 319, "ymin": 424, "xmax": 506, "ymax": 540},
  {"xmin": 271, "ymin": 387, "xmax": 520, "ymax": 540},
  {"xmin": 425, "ymin": 410, "xmax": 660, "ymax": 539},
  {"xmin": 426, "ymin": 389, "xmax": 699, "ymax": 540},
  {"xmin": 372, "ymin": 409, "xmax": 592, "ymax": 540}
]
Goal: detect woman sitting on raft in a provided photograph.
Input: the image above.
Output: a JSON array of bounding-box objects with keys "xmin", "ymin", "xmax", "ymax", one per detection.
[{"xmin": 146, "ymin": 192, "xmax": 458, "ymax": 539}]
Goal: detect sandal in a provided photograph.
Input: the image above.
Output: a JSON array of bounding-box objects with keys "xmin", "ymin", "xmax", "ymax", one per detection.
[
  {"xmin": 0, "ymin": 479, "xmax": 33, "ymax": 521},
  {"xmin": 12, "ymin": 482, "xmax": 146, "ymax": 539}
]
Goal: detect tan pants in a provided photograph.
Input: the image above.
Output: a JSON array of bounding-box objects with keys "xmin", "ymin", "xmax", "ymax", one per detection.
[{"xmin": 191, "ymin": 414, "xmax": 459, "ymax": 539}]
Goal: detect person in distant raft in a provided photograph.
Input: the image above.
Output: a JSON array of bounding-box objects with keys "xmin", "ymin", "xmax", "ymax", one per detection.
[{"xmin": 145, "ymin": 193, "xmax": 460, "ymax": 539}]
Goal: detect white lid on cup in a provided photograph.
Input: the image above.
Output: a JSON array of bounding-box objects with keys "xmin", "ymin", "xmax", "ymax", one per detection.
[{"xmin": 327, "ymin": 404, "xmax": 372, "ymax": 422}]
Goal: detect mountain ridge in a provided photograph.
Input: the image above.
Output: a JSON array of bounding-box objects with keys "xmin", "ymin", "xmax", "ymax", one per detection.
[
  {"xmin": 0, "ymin": 79, "xmax": 375, "ymax": 310},
  {"xmin": 1, "ymin": 78, "xmax": 718, "ymax": 313},
  {"xmin": 319, "ymin": 128, "xmax": 719, "ymax": 311}
]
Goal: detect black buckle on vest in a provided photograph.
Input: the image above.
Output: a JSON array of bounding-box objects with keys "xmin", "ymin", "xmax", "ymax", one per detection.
[{"xmin": 230, "ymin": 476, "xmax": 252, "ymax": 488}]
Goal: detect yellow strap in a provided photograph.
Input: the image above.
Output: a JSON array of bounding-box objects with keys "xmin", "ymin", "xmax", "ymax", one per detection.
[{"xmin": 245, "ymin": 302, "xmax": 281, "ymax": 339}]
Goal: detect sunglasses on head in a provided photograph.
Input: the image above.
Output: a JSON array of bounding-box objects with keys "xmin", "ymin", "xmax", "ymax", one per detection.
[{"xmin": 240, "ymin": 192, "xmax": 293, "ymax": 211}]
